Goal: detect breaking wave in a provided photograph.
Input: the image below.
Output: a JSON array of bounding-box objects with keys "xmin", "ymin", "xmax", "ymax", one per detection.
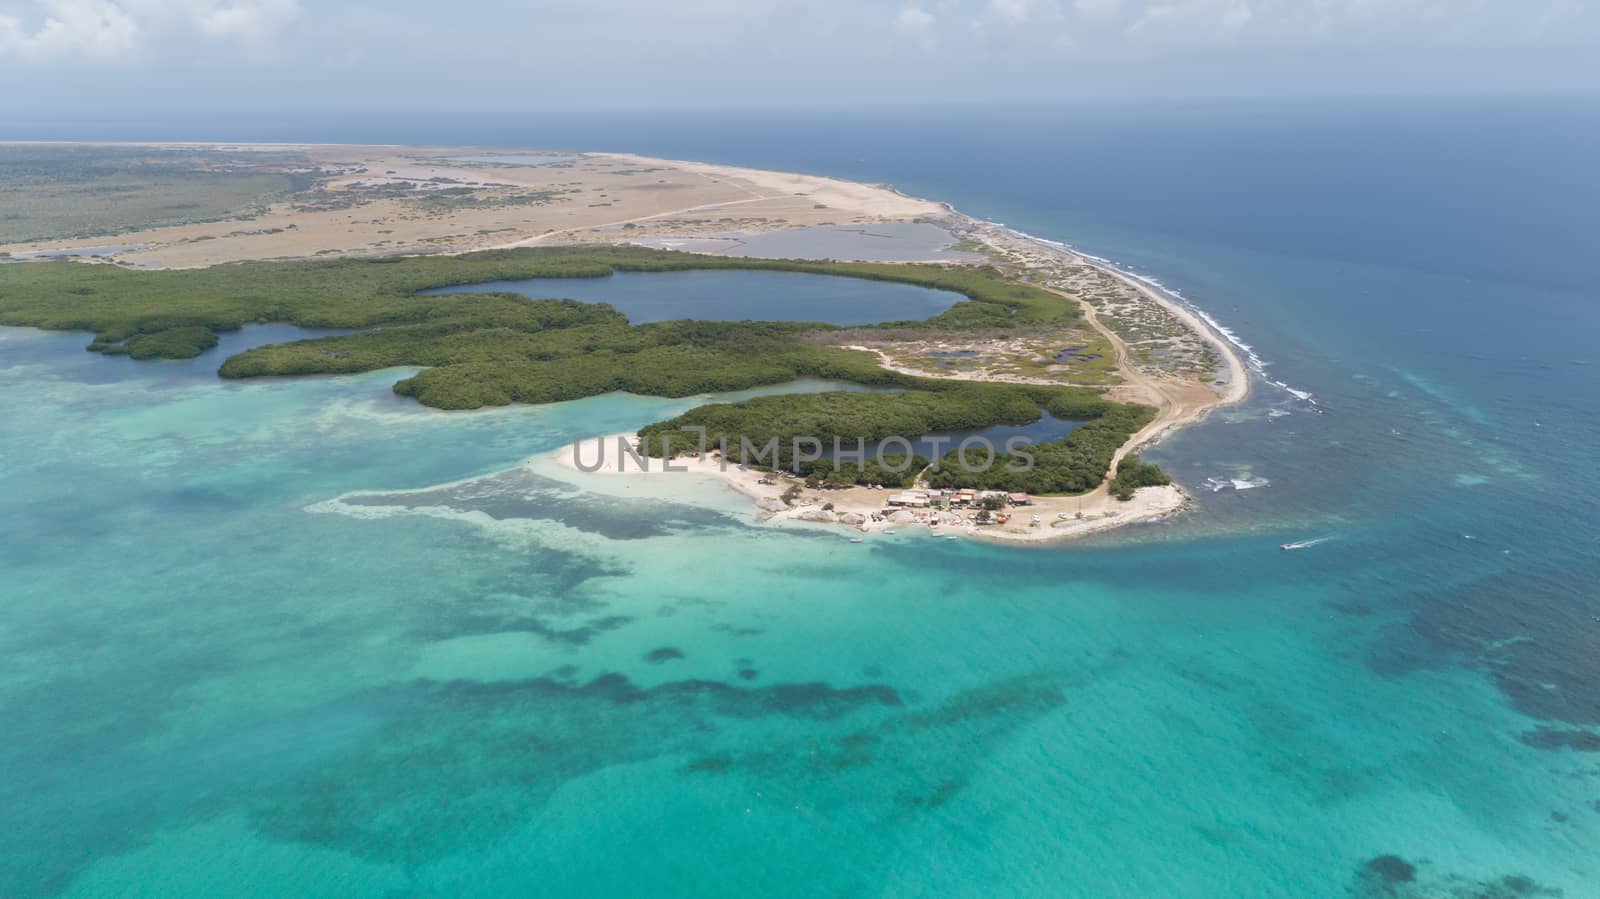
[
  {"xmin": 989, "ymin": 219, "xmax": 1320, "ymax": 409},
  {"xmin": 1203, "ymin": 476, "xmax": 1272, "ymax": 493}
]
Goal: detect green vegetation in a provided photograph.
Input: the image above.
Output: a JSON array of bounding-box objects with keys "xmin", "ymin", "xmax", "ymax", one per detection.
[
  {"xmin": 1109, "ymin": 454, "xmax": 1172, "ymax": 501},
  {"xmin": 100, "ymin": 326, "xmax": 220, "ymax": 360},
  {"xmin": 798, "ymin": 454, "xmax": 928, "ymax": 489},
  {"xmin": 640, "ymin": 386, "xmax": 1042, "ymax": 461},
  {"xmin": 639, "ymin": 382, "xmax": 1152, "ymax": 496},
  {"xmin": 406, "ymin": 187, "xmax": 565, "ymax": 214},
  {"xmin": 0, "ymin": 145, "xmax": 308, "ymax": 244},
  {"xmin": 0, "ymin": 244, "xmax": 1160, "ymax": 494},
  {"xmin": 923, "ymin": 403, "xmax": 1156, "ymax": 495},
  {"xmin": 0, "ymin": 244, "xmax": 1075, "ymax": 364},
  {"xmin": 0, "ymin": 245, "xmax": 1075, "ymax": 402},
  {"xmin": 385, "ymin": 324, "xmax": 904, "ymax": 410}
]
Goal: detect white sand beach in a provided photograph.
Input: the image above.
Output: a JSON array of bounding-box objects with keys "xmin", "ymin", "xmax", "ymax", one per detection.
[
  {"xmin": 2, "ymin": 141, "xmax": 1250, "ymax": 542},
  {"xmin": 545, "ymin": 431, "xmax": 1189, "ymax": 545}
]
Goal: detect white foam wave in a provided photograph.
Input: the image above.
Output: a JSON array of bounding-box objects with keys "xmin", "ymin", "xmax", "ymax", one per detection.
[
  {"xmin": 1202, "ymin": 475, "xmax": 1271, "ymax": 492},
  {"xmin": 989, "ymin": 222, "xmax": 1322, "ymax": 409},
  {"xmin": 1185, "ymin": 303, "xmax": 1318, "ymax": 408},
  {"xmin": 1002, "ymin": 226, "xmax": 1071, "ymax": 251}
]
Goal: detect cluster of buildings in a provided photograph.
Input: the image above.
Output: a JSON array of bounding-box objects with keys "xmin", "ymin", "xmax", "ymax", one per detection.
[{"xmin": 884, "ymin": 488, "xmax": 1032, "ymax": 509}]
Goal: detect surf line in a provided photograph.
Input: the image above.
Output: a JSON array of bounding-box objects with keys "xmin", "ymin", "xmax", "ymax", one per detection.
[{"xmin": 1070, "ymin": 243, "xmax": 1321, "ymax": 409}]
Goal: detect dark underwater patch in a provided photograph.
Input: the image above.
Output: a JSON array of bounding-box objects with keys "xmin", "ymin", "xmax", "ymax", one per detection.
[
  {"xmin": 645, "ymin": 647, "xmax": 685, "ymax": 664},
  {"xmin": 1328, "ymin": 598, "xmax": 1375, "ymax": 617},
  {"xmin": 1519, "ymin": 728, "xmax": 1600, "ymax": 752},
  {"xmin": 1365, "ymin": 855, "xmax": 1416, "ymax": 883},
  {"xmin": 684, "ymin": 753, "xmax": 735, "ymax": 773},
  {"xmin": 1176, "ymin": 665, "xmax": 1231, "ymax": 692},
  {"xmin": 418, "ymin": 604, "xmax": 635, "ymax": 647},
  {"xmin": 243, "ymin": 672, "xmax": 903, "ymax": 865},
  {"xmin": 1352, "ymin": 855, "xmax": 1563, "ymax": 899},
  {"xmin": 1368, "ymin": 564, "xmax": 1600, "ymax": 727},
  {"xmin": 406, "ymin": 550, "xmax": 634, "ymax": 646},
  {"xmin": 404, "ymin": 671, "xmax": 902, "ymax": 719},
  {"xmin": 0, "ymin": 685, "xmax": 398, "ymax": 897},
  {"xmin": 341, "ymin": 466, "xmax": 742, "ymax": 540},
  {"xmin": 679, "ymin": 674, "xmax": 1069, "ymax": 816},
  {"xmin": 896, "ymin": 778, "xmax": 963, "ymax": 810},
  {"xmin": 1481, "ymin": 875, "xmax": 1562, "ymax": 898},
  {"xmin": 524, "ymin": 614, "xmax": 635, "ymax": 645}
]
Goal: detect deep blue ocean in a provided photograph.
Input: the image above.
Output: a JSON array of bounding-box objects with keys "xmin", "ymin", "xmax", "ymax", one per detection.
[{"xmin": 3, "ymin": 98, "xmax": 1599, "ymax": 897}]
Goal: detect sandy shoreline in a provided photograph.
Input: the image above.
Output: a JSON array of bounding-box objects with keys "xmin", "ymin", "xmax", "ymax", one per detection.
[
  {"xmin": 526, "ymin": 197, "xmax": 1248, "ymax": 548},
  {"xmin": 520, "ymin": 162, "xmax": 1251, "ymax": 543},
  {"xmin": 547, "ymin": 432, "xmax": 1191, "ymax": 544},
  {"xmin": 4, "ymin": 140, "xmax": 1252, "ymax": 543},
  {"xmin": 0, "ymin": 143, "xmax": 951, "ymax": 269}
]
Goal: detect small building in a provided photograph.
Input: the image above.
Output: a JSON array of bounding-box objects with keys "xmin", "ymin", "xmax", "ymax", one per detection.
[
  {"xmin": 886, "ymin": 492, "xmax": 930, "ymax": 508},
  {"xmin": 1008, "ymin": 493, "xmax": 1033, "ymax": 506}
]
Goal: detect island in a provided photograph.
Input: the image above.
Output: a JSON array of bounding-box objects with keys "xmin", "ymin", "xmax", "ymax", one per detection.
[{"xmin": 0, "ymin": 142, "xmax": 1247, "ymax": 541}]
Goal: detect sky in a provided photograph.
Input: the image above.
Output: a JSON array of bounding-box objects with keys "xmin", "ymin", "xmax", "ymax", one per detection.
[{"xmin": 1, "ymin": 0, "xmax": 1598, "ymax": 114}]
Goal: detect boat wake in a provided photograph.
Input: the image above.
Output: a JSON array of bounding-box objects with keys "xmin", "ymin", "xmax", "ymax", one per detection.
[{"xmin": 1281, "ymin": 536, "xmax": 1333, "ymax": 551}]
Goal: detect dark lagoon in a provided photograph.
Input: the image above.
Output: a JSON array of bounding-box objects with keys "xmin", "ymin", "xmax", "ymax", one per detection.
[
  {"xmin": 818, "ymin": 412, "xmax": 1085, "ymax": 462},
  {"xmin": 421, "ymin": 268, "xmax": 965, "ymax": 325}
]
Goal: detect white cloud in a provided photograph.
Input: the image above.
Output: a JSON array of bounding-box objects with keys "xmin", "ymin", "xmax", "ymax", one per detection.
[
  {"xmin": 0, "ymin": 0, "xmax": 299, "ymax": 62},
  {"xmin": 0, "ymin": 0, "xmax": 138, "ymax": 61},
  {"xmin": 7, "ymin": 0, "xmax": 1600, "ymax": 101},
  {"xmin": 1220, "ymin": 0, "xmax": 1250, "ymax": 31},
  {"xmin": 889, "ymin": 4, "xmax": 934, "ymax": 47},
  {"xmin": 894, "ymin": 5, "xmax": 934, "ymax": 32},
  {"xmin": 1073, "ymin": 0, "xmax": 1120, "ymax": 17},
  {"xmin": 988, "ymin": 0, "xmax": 1032, "ymax": 24},
  {"xmin": 195, "ymin": 0, "xmax": 300, "ymax": 41},
  {"xmin": 1128, "ymin": 0, "xmax": 1252, "ymax": 39}
]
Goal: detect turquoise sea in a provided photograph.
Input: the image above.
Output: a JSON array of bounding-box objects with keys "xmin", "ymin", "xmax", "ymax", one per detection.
[{"xmin": 4, "ymin": 99, "xmax": 1599, "ymax": 897}]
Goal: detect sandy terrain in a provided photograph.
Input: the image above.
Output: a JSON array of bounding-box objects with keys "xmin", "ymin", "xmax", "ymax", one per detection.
[
  {"xmin": 2, "ymin": 141, "xmax": 1251, "ymax": 542},
  {"xmin": 549, "ymin": 432, "xmax": 1190, "ymax": 545},
  {"xmin": 0, "ymin": 144, "xmax": 947, "ymax": 269},
  {"xmin": 529, "ymin": 194, "xmax": 1251, "ymax": 545}
]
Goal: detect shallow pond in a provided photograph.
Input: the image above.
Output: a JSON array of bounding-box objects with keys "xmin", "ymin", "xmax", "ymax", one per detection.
[
  {"xmin": 422, "ymin": 268, "xmax": 965, "ymax": 326},
  {"xmin": 443, "ymin": 153, "xmax": 576, "ymax": 166},
  {"xmin": 818, "ymin": 412, "xmax": 1085, "ymax": 463}
]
